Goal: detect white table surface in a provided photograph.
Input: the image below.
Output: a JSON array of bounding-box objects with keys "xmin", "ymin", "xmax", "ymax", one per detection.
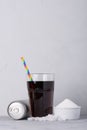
[{"xmin": 0, "ymin": 116, "xmax": 87, "ymax": 130}]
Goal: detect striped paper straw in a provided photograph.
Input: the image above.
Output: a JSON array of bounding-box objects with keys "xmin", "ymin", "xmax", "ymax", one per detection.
[{"xmin": 21, "ymin": 57, "xmax": 33, "ymax": 81}]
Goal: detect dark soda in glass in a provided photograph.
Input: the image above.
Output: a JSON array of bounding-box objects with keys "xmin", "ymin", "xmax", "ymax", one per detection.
[{"xmin": 27, "ymin": 81, "xmax": 54, "ymax": 117}]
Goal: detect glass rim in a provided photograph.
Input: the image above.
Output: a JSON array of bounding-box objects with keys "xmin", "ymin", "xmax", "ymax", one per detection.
[
  {"xmin": 27, "ymin": 73, "xmax": 55, "ymax": 81},
  {"xmin": 30, "ymin": 73, "xmax": 55, "ymax": 75}
]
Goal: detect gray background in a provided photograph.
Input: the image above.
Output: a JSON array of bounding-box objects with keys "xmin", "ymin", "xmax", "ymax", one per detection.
[{"xmin": 0, "ymin": 0, "xmax": 87, "ymax": 116}]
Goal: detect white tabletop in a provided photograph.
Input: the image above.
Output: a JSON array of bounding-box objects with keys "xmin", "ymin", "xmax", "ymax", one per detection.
[{"xmin": 0, "ymin": 116, "xmax": 87, "ymax": 130}]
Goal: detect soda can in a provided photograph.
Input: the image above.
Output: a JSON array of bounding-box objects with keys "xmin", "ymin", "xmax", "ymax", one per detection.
[{"xmin": 7, "ymin": 100, "xmax": 29, "ymax": 120}]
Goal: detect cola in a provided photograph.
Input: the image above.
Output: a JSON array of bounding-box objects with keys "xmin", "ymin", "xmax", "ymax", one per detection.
[{"xmin": 27, "ymin": 81, "xmax": 54, "ymax": 117}]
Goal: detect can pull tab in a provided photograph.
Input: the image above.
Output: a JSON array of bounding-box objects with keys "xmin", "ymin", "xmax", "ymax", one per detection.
[{"xmin": 13, "ymin": 108, "xmax": 19, "ymax": 113}]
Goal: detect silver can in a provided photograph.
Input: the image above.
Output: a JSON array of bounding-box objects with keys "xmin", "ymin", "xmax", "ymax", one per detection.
[{"xmin": 7, "ymin": 100, "xmax": 29, "ymax": 120}]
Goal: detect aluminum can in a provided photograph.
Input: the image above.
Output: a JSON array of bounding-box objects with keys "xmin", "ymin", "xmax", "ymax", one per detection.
[{"xmin": 7, "ymin": 100, "xmax": 29, "ymax": 120}]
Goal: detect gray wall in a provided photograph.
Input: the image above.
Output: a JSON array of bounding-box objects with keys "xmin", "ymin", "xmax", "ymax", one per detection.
[{"xmin": 0, "ymin": 0, "xmax": 87, "ymax": 116}]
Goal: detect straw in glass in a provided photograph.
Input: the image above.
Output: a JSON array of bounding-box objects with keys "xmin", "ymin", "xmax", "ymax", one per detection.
[{"xmin": 21, "ymin": 57, "xmax": 33, "ymax": 81}]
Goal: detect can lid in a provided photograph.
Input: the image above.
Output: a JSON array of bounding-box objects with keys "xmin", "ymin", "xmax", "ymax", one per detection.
[{"xmin": 8, "ymin": 102, "xmax": 27, "ymax": 120}]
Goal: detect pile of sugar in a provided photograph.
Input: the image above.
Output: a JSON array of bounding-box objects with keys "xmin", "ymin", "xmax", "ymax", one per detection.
[
  {"xmin": 56, "ymin": 99, "xmax": 80, "ymax": 108},
  {"xmin": 28, "ymin": 99, "xmax": 80, "ymax": 121},
  {"xmin": 28, "ymin": 114, "xmax": 58, "ymax": 121}
]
